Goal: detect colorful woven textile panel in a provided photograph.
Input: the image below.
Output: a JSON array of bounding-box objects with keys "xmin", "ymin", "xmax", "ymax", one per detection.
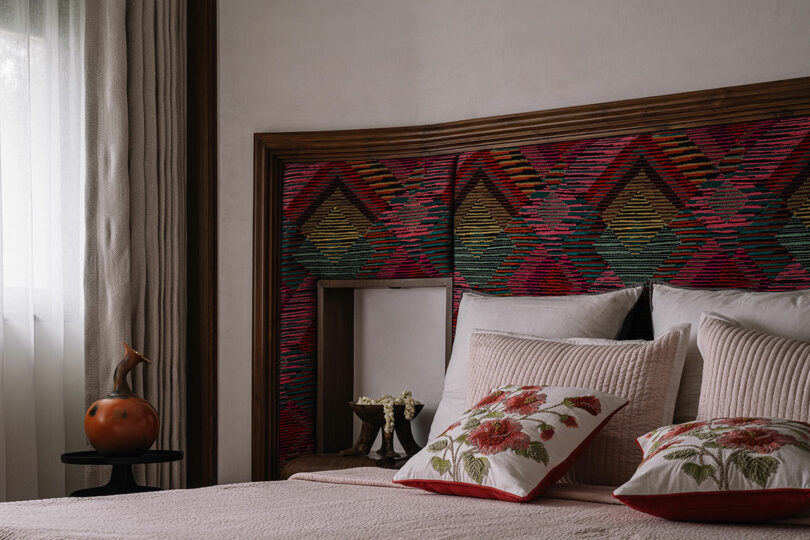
[
  {"xmin": 453, "ymin": 117, "xmax": 810, "ymax": 303},
  {"xmin": 279, "ymin": 156, "xmax": 455, "ymax": 465},
  {"xmin": 276, "ymin": 115, "xmax": 810, "ymax": 469}
]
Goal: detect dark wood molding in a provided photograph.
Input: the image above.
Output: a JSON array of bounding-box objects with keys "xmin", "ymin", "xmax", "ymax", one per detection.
[
  {"xmin": 252, "ymin": 76, "xmax": 810, "ymax": 481},
  {"xmin": 251, "ymin": 137, "xmax": 282, "ymax": 480},
  {"xmin": 255, "ymin": 77, "xmax": 810, "ymax": 162},
  {"xmin": 186, "ymin": 0, "xmax": 218, "ymax": 488}
]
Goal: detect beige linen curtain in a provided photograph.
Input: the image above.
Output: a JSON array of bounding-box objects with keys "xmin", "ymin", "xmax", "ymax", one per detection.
[{"xmin": 84, "ymin": 0, "xmax": 186, "ymax": 489}]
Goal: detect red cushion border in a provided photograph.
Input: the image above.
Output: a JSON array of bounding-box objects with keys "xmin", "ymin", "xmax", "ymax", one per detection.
[
  {"xmin": 394, "ymin": 401, "xmax": 628, "ymax": 502},
  {"xmin": 613, "ymin": 489, "xmax": 810, "ymax": 523}
]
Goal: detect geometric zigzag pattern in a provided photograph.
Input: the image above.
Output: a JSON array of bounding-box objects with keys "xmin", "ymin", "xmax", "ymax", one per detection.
[
  {"xmin": 280, "ymin": 156, "xmax": 455, "ymax": 464},
  {"xmin": 279, "ymin": 116, "xmax": 810, "ymax": 467},
  {"xmin": 454, "ymin": 116, "xmax": 810, "ymax": 297}
]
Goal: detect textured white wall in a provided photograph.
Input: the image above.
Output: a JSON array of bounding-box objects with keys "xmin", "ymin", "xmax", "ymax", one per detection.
[{"xmin": 217, "ymin": 0, "xmax": 810, "ymax": 483}]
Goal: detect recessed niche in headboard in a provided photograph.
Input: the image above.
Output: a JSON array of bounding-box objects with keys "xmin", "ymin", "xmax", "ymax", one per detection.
[
  {"xmin": 316, "ymin": 278, "xmax": 453, "ymax": 455},
  {"xmin": 253, "ymin": 77, "xmax": 810, "ymax": 480}
]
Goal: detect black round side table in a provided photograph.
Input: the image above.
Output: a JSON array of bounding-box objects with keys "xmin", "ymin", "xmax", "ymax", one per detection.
[{"xmin": 61, "ymin": 450, "xmax": 183, "ymax": 497}]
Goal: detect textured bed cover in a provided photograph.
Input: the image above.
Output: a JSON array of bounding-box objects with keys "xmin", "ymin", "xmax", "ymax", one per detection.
[{"xmin": 0, "ymin": 467, "xmax": 807, "ymax": 539}]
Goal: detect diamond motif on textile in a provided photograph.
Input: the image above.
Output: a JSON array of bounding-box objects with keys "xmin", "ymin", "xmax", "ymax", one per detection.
[
  {"xmin": 526, "ymin": 192, "xmax": 569, "ymax": 232},
  {"xmin": 706, "ymin": 180, "xmax": 748, "ymax": 220},
  {"xmin": 298, "ymin": 187, "xmax": 373, "ymax": 263},
  {"xmin": 786, "ymin": 180, "xmax": 810, "ymax": 229},
  {"xmin": 777, "ymin": 217, "xmax": 810, "ymax": 271},
  {"xmin": 306, "ymin": 206, "xmax": 362, "ymax": 262},
  {"xmin": 457, "ymin": 201, "xmax": 503, "ymax": 258},
  {"xmin": 608, "ymin": 192, "xmax": 667, "ymax": 254},
  {"xmin": 600, "ymin": 168, "xmax": 681, "ymax": 225}
]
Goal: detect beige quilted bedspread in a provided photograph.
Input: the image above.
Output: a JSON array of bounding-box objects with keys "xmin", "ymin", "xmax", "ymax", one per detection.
[{"xmin": 0, "ymin": 467, "xmax": 807, "ymax": 539}]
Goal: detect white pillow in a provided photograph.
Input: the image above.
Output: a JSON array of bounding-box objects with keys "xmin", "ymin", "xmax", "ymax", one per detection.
[
  {"xmin": 428, "ymin": 286, "xmax": 643, "ymax": 439},
  {"xmin": 651, "ymin": 283, "xmax": 810, "ymax": 423},
  {"xmin": 465, "ymin": 325, "xmax": 690, "ymax": 486}
]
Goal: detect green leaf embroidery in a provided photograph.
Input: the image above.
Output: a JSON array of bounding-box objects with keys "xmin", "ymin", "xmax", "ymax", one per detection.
[
  {"xmin": 470, "ymin": 409, "xmax": 488, "ymax": 416},
  {"xmin": 427, "ymin": 439, "xmax": 448, "ymax": 452},
  {"xmin": 646, "ymin": 439, "xmax": 665, "ymax": 457},
  {"xmin": 515, "ymin": 441, "xmax": 549, "ymax": 465},
  {"xmin": 455, "ymin": 433, "xmax": 468, "ymax": 444},
  {"xmin": 703, "ymin": 442, "xmax": 722, "ymax": 449},
  {"xmin": 682, "ymin": 462, "xmax": 715, "ymax": 485},
  {"xmin": 462, "ymin": 453, "xmax": 490, "ymax": 485},
  {"xmin": 483, "ymin": 411, "xmax": 504, "ymax": 419},
  {"xmin": 729, "ymin": 451, "xmax": 779, "ymax": 488},
  {"xmin": 663, "ymin": 448, "xmax": 698, "ymax": 460},
  {"xmin": 796, "ymin": 441, "xmax": 810, "ymax": 454},
  {"xmin": 430, "ymin": 456, "xmax": 451, "ymax": 475},
  {"xmin": 693, "ymin": 431, "xmax": 716, "ymax": 440},
  {"xmin": 463, "ymin": 417, "xmax": 481, "ymax": 430}
]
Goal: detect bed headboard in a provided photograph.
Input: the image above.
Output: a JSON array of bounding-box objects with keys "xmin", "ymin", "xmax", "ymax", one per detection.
[{"xmin": 253, "ymin": 77, "xmax": 810, "ymax": 480}]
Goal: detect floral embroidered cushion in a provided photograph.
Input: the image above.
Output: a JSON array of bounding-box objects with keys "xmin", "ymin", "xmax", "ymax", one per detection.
[
  {"xmin": 465, "ymin": 325, "xmax": 690, "ymax": 486},
  {"xmin": 429, "ymin": 287, "xmax": 642, "ymax": 440},
  {"xmin": 394, "ymin": 385, "xmax": 628, "ymax": 502},
  {"xmin": 613, "ymin": 418, "xmax": 810, "ymax": 522}
]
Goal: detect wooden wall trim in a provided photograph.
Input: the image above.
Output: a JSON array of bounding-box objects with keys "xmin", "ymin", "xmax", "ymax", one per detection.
[
  {"xmin": 186, "ymin": 0, "xmax": 218, "ymax": 488},
  {"xmin": 252, "ymin": 76, "xmax": 810, "ymax": 481},
  {"xmin": 251, "ymin": 142, "xmax": 282, "ymax": 480},
  {"xmin": 255, "ymin": 77, "xmax": 810, "ymax": 161}
]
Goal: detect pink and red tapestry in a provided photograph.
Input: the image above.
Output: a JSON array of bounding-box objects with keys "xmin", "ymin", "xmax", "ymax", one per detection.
[
  {"xmin": 279, "ymin": 116, "xmax": 810, "ymax": 467},
  {"xmin": 280, "ymin": 156, "xmax": 455, "ymax": 461}
]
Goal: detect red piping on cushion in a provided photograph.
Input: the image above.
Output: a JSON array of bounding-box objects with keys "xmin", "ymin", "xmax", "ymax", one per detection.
[
  {"xmin": 613, "ymin": 489, "xmax": 810, "ymax": 523},
  {"xmin": 394, "ymin": 401, "xmax": 628, "ymax": 502}
]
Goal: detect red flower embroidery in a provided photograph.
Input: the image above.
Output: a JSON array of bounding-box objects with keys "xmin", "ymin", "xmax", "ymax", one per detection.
[
  {"xmin": 717, "ymin": 427, "xmax": 798, "ymax": 454},
  {"xmin": 539, "ymin": 423, "xmax": 555, "ymax": 441},
  {"xmin": 474, "ymin": 390, "xmax": 506, "ymax": 408},
  {"xmin": 715, "ymin": 417, "xmax": 769, "ymax": 427},
  {"xmin": 661, "ymin": 421, "xmax": 706, "ymax": 441},
  {"xmin": 503, "ymin": 391, "xmax": 546, "ymax": 415},
  {"xmin": 441, "ymin": 421, "xmax": 461, "ymax": 435},
  {"xmin": 467, "ymin": 418, "xmax": 530, "ymax": 455},
  {"xmin": 520, "ymin": 385, "xmax": 545, "ymax": 391},
  {"xmin": 560, "ymin": 415, "xmax": 578, "ymax": 428},
  {"xmin": 565, "ymin": 396, "xmax": 602, "ymax": 416}
]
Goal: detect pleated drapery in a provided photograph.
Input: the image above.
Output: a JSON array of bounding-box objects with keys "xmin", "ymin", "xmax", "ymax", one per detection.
[{"xmin": 84, "ymin": 0, "xmax": 186, "ymax": 489}]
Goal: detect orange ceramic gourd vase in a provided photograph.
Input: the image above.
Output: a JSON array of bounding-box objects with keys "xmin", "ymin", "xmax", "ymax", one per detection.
[{"xmin": 84, "ymin": 343, "xmax": 160, "ymax": 456}]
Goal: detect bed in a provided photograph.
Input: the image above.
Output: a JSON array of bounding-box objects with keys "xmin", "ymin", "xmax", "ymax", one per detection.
[
  {"xmin": 3, "ymin": 78, "xmax": 810, "ymax": 537},
  {"xmin": 1, "ymin": 469, "xmax": 808, "ymax": 539}
]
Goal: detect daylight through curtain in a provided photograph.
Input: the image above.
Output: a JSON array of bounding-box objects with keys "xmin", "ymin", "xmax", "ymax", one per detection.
[{"xmin": 0, "ymin": 0, "xmax": 85, "ymax": 501}]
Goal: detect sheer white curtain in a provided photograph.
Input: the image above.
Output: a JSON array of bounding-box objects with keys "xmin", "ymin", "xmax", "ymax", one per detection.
[{"xmin": 0, "ymin": 0, "xmax": 84, "ymax": 501}]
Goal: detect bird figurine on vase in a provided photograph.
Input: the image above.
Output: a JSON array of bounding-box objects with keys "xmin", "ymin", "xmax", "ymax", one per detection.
[{"xmin": 84, "ymin": 343, "xmax": 159, "ymax": 456}]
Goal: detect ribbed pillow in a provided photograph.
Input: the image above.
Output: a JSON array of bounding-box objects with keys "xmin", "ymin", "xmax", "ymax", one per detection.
[
  {"xmin": 651, "ymin": 283, "xmax": 810, "ymax": 424},
  {"xmin": 428, "ymin": 287, "xmax": 643, "ymax": 440},
  {"xmin": 466, "ymin": 325, "xmax": 690, "ymax": 486},
  {"xmin": 697, "ymin": 313, "xmax": 810, "ymax": 422}
]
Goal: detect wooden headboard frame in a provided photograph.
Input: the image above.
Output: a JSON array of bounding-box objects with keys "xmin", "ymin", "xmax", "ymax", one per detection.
[{"xmin": 252, "ymin": 77, "xmax": 810, "ymax": 480}]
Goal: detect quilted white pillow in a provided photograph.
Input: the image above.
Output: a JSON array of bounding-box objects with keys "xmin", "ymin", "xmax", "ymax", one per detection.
[
  {"xmin": 396, "ymin": 385, "xmax": 627, "ymax": 502},
  {"xmin": 465, "ymin": 325, "xmax": 690, "ymax": 486},
  {"xmin": 697, "ymin": 313, "xmax": 810, "ymax": 423},
  {"xmin": 651, "ymin": 283, "xmax": 810, "ymax": 423},
  {"xmin": 428, "ymin": 287, "xmax": 642, "ymax": 440}
]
